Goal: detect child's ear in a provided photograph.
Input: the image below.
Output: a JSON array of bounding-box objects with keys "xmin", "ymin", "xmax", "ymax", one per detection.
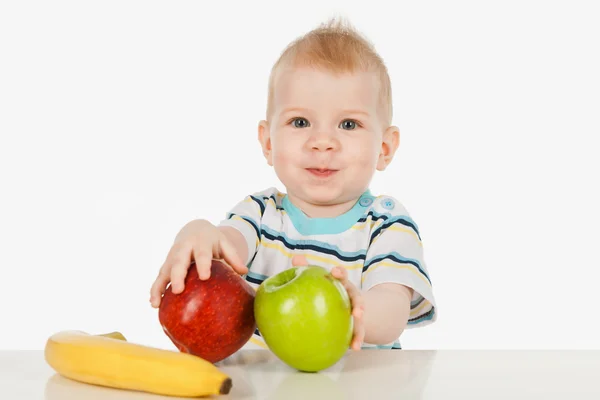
[
  {"xmin": 258, "ymin": 120, "xmax": 273, "ymax": 166},
  {"xmin": 376, "ymin": 125, "xmax": 400, "ymax": 171}
]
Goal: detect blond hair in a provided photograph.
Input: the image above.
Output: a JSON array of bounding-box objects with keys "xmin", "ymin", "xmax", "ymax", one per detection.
[{"xmin": 266, "ymin": 18, "xmax": 392, "ymax": 124}]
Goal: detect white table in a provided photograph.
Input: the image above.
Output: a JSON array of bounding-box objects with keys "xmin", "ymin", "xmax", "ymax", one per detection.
[{"xmin": 2, "ymin": 349, "xmax": 599, "ymax": 399}]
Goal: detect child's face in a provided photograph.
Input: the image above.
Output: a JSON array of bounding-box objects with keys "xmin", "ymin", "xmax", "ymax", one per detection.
[{"xmin": 259, "ymin": 67, "xmax": 398, "ymax": 214}]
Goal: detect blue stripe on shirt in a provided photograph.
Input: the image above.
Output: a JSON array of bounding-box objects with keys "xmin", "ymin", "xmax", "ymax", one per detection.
[
  {"xmin": 249, "ymin": 194, "xmax": 285, "ymax": 215},
  {"xmin": 245, "ymin": 271, "xmax": 268, "ymax": 284},
  {"xmin": 249, "ymin": 195, "xmax": 266, "ymax": 216},
  {"xmin": 363, "ymin": 252, "xmax": 430, "ymax": 284},
  {"xmin": 369, "ymin": 215, "xmax": 421, "ymax": 244},
  {"xmin": 411, "ymin": 295, "xmax": 425, "ymax": 309},
  {"xmin": 358, "ymin": 209, "xmax": 419, "ymax": 227},
  {"xmin": 408, "ymin": 307, "xmax": 435, "ymax": 324},
  {"xmin": 261, "ymin": 226, "xmax": 367, "ymax": 262},
  {"xmin": 244, "ymin": 271, "xmax": 268, "ymax": 285}
]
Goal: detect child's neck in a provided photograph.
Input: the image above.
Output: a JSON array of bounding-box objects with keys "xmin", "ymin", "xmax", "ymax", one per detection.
[{"xmin": 286, "ymin": 193, "xmax": 358, "ymax": 219}]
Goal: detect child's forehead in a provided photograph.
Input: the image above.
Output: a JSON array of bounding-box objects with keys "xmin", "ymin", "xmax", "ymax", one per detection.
[
  {"xmin": 267, "ymin": 62, "xmax": 391, "ymax": 124},
  {"xmin": 273, "ymin": 66, "xmax": 381, "ymax": 102},
  {"xmin": 274, "ymin": 65, "xmax": 377, "ymax": 84}
]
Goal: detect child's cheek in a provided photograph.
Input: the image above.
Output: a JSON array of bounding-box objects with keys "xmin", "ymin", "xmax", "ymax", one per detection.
[
  {"xmin": 272, "ymin": 145, "xmax": 286, "ymax": 163},
  {"xmin": 349, "ymin": 140, "xmax": 378, "ymax": 168},
  {"xmin": 271, "ymin": 147, "xmax": 294, "ymax": 171},
  {"xmin": 272, "ymin": 136, "xmax": 299, "ymax": 165}
]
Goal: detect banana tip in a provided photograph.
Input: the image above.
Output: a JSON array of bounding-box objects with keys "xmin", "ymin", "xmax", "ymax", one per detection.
[{"xmin": 220, "ymin": 378, "xmax": 233, "ymax": 395}]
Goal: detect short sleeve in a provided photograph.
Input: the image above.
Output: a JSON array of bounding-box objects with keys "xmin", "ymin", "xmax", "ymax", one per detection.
[
  {"xmin": 361, "ymin": 197, "xmax": 437, "ymax": 328},
  {"xmin": 218, "ymin": 194, "xmax": 264, "ymax": 267}
]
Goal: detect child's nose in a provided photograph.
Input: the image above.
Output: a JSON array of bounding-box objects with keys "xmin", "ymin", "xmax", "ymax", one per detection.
[{"xmin": 310, "ymin": 132, "xmax": 339, "ymax": 151}]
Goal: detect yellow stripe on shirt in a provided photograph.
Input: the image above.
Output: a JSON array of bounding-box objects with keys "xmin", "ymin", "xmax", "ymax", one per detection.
[
  {"xmin": 409, "ymin": 298, "xmax": 432, "ymax": 318},
  {"xmin": 259, "ymin": 239, "xmax": 364, "ymax": 270},
  {"xmin": 370, "ymin": 226, "xmax": 422, "ymax": 246},
  {"xmin": 351, "ymin": 220, "xmax": 373, "ymax": 231}
]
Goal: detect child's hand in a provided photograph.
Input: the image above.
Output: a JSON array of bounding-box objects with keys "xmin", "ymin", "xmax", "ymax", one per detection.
[
  {"xmin": 149, "ymin": 220, "xmax": 248, "ymax": 308},
  {"xmin": 330, "ymin": 265, "xmax": 365, "ymax": 350},
  {"xmin": 291, "ymin": 256, "xmax": 365, "ymax": 351}
]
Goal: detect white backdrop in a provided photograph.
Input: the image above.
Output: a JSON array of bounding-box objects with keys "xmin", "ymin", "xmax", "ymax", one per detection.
[{"xmin": 1, "ymin": 0, "xmax": 599, "ymax": 351}]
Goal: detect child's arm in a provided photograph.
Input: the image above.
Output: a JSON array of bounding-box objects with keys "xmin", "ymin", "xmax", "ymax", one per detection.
[
  {"xmin": 359, "ymin": 197, "xmax": 437, "ymax": 345},
  {"xmin": 218, "ymin": 226, "xmax": 250, "ymax": 267},
  {"xmin": 326, "ymin": 266, "xmax": 414, "ymax": 349},
  {"xmin": 362, "ymin": 283, "xmax": 413, "ymax": 345}
]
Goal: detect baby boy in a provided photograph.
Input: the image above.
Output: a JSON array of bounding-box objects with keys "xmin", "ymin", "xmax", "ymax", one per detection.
[{"xmin": 150, "ymin": 18, "xmax": 437, "ymax": 351}]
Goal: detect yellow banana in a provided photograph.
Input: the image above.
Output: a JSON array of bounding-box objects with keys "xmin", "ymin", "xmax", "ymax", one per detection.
[{"xmin": 44, "ymin": 330, "xmax": 232, "ymax": 397}]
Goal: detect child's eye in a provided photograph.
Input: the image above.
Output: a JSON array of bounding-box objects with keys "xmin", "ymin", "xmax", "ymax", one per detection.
[
  {"xmin": 291, "ymin": 118, "xmax": 310, "ymax": 128},
  {"xmin": 339, "ymin": 119, "xmax": 359, "ymax": 130}
]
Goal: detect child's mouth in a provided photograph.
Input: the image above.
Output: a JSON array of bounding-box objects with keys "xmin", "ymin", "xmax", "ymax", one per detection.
[{"xmin": 306, "ymin": 168, "xmax": 338, "ymax": 178}]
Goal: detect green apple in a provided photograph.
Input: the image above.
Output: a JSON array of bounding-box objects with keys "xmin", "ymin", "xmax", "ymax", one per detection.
[{"xmin": 254, "ymin": 265, "xmax": 353, "ymax": 372}]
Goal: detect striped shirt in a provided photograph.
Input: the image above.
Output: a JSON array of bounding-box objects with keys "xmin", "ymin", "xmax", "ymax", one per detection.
[{"xmin": 218, "ymin": 187, "xmax": 437, "ymax": 350}]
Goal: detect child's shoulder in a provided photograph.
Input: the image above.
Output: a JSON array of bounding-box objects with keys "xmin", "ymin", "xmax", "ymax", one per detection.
[
  {"xmin": 243, "ymin": 187, "xmax": 286, "ymax": 211},
  {"xmin": 247, "ymin": 187, "xmax": 285, "ymax": 199},
  {"xmin": 364, "ymin": 192, "xmax": 411, "ymax": 217},
  {"xmin": 363, "ymin": 192, "xmax": 422, "ymax": 239}
]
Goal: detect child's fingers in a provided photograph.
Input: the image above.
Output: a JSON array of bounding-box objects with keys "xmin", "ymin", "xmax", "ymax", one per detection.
[
  {"xmin": 157, "ymin": 242, "xmax": 190, "ymax": 294},
  {"xmin": 350, "ymin": 294, "xmax": 364, "ymax": 319},
  {"xmin": 330, "ymin": 266, "xmax": 363, "ymax": 315},
  {"xmin": 291, "ymin": 255, "xmax": 309, "ymax": 267},
  {"xmin": 331, "ymin": 266, "xmax": 348, "ymax": 280},
  {"xmin": 193, "ymin": 247, "xmax": 213, "ymax": 281},
  {"xmin": 150, "ymin": 247, "xmax": 180, "ymax": 304},
  {"xmin": 170, "ymin": 256, "xmax": 191, "ymax": 293},
  {"xmin": 149, "ymin": 270, "xmax": 170, "ymax": 308},
  {"xmin": 351, "ymin": 293, "xmax": 365, "ymax": 318},
  {"xmin": 352, "ymin": 321, "xmax": 365, "ymax": 350}
]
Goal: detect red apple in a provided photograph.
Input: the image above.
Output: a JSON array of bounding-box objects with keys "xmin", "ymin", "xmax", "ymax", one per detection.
[{"xmin": 158, "ymin": 259, "xmax": 256, "ymax": 363}]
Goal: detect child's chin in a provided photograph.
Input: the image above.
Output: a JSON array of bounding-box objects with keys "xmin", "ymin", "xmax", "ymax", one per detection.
[{"xmin": 303, "ymin": 188, "xmax": 345, "ymax": 205}]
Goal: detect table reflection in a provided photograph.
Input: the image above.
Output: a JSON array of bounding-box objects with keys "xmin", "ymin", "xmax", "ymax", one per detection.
[{"xmin": 44, "ymin": 349, "xmax": 437, "ymax": 399}]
